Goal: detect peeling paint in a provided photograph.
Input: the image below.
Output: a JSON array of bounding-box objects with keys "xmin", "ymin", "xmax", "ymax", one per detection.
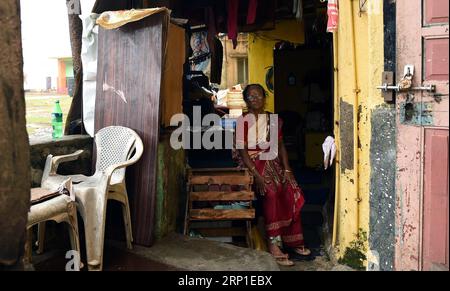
[
  {"xmin": 103, "ymin": 83, "xmax": 128, "ymax": 103},
  {"xmin": 340, "ymin": 99, "xmax": 354, "ymax": 172},
  {"xmin": 399, "ymin": 102, "xmax": 433, "ymax": 126}
]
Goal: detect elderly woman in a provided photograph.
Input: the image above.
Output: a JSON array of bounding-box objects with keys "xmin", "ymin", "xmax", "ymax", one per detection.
[{"xmin": 235, "ymin": 84, "xmax": 311, "ymax": 266}]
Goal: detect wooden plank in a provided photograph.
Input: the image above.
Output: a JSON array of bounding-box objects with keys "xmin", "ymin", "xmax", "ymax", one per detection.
[
  {"xmin": 160, "ymin": 23, "xmax": 185, "ymax": 127},
  {"xmin": 190, "ymin": 209, "xmax": 255, "ymax": 220},
  {"xmin": 189, "ymin": 168, "xmax": 250, "ymax": 174},
  {"xmin": 190, "ymin": 191, "xmax": 254, "ymax": 201},
  {"xmin": 193, "ymin": 172, "xmax": 251, "ymax": 177},
  {"xmin": 190, "ymin": 167, "xmax": 246, "ymax": 172},
  {"xmin": 189, "ymin": 175, "xmax": 253, "ymax": 185},
  {"xmin": 193, "ymin": 227, "xmax": 247, "ymax": 237},
  {"xmin": 95, "ymin": 12, "xmax": 169, "ymax": 246}
]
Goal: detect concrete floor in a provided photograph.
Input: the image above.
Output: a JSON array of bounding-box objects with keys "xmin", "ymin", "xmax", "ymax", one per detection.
[
  {"xmin": 121, "ymin": 233, "xmax": 348, "ymax": 271},
  {"xmin": 109, "ymin": 233, "xmax": 280, "ymax": 271},
  {"xmin": 31, "ymin": 233, "xmax": 350, "ymax": 271},
  {"xmin": 280, "ymin": 256, "xmax": 331, "ymax": 271},
  {"xmin": 32, "ymin": 245, "xmax": 182, "ymax": 271}
]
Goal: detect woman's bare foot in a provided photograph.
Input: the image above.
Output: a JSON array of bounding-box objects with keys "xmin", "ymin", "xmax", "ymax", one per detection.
[
  {"xmin": 268, "ymin": 243, "xmax": 294, "ymax": 266},
  {"xmin": 269, "ymin": 242, "xmax": 288, "ymax": 258}
]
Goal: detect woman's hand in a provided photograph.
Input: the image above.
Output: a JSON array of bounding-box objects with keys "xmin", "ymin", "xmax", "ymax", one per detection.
[
  {"xmin": 254, "ymin": 174, "xmax": 267, "ymax": 196},
  {"xmin": 284, "ymin": 170, "xmax": 296, "ymax": 185}
]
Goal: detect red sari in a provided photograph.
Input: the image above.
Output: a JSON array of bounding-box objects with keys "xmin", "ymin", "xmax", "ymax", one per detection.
[{"xmin": 235, "ymin": 113, "xmax": 306, "ymax": 247}]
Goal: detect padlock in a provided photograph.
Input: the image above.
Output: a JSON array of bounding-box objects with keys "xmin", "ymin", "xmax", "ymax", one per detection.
[
  {"xmin": 398, "ymin": 77, "xmax": 412, "ymax": 91},
  {"xmin": 398, "ymin": 65, "xmax": 413, "ymax": 91}
]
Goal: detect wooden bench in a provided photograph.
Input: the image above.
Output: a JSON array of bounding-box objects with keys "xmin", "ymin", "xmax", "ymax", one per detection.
[{"xmin": 184, "ymin": 168, "xmax": 255, "ymax": 248}]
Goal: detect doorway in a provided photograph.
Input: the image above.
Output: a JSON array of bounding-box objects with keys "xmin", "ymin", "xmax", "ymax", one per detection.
[{"xmin": 273, "ymin": 25, "xmax": 335, "ymax": 254}]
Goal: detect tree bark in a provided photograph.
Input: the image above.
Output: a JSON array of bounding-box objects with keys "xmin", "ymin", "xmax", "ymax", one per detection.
[
  {"xmin": 65, "ymin": 0, "xmax": 137, "ymax": 135},
  {"xmin": 65, "ymin": 0, "xmax": 84, "ymax": 135},
  {"xmin": 0, "ymin": 0, "xmax": 31, "ymax": 268}
]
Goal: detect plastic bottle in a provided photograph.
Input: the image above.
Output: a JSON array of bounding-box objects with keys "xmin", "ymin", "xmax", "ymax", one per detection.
[{"xmin": 52, "ymin": 100, "xmax": 63, "ymax": 139}]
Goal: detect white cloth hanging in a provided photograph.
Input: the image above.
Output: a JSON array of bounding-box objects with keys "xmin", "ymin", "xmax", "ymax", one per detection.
[
  {"xmin": 322, "ymin": 136, "xmax": 336, "ymax": 170},
  {"xmin": 296, "ymin": 0, "xmax": 303, "ymax": 21},
  {"xmin": 80, "ymin": 12, "xmax": 99, "ymax": 137},
  {"xmin": 292, "ymin": 0, "xmax": 303, "ymax": 21}
]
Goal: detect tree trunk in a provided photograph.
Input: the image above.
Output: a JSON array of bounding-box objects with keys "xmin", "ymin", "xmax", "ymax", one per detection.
[
  {"xmin": 65, "ymin": 0, "xmax": 84, "ymax": 135},
  {"xmin": 65, "ymin": 0, "xmax": 142, "ymax": 135},
  {"xmin": 0, "ymin": 0, "xmax": 31, "ymax": 268}
]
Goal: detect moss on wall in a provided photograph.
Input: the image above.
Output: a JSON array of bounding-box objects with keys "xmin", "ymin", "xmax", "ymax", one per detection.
[
  {"xmin": 338, "ymin": 229, "xmax": 368, "ymax": 270},
  {"xmin": 154, "ymin": 132, "xmax": 186, "ymax": 240}
]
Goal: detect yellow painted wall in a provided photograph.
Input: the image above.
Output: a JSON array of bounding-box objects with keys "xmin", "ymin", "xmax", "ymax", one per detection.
[
  {"xmin": 333, "ymin": 0, "xmax": 384, "ymax": 259},
  {"xmin": 247, "ymin": 3, "xmax": 385, "ymax": 264},
  {"xmin": 248, "ymin": 20, "xmax": 305, "ymax": 112}
]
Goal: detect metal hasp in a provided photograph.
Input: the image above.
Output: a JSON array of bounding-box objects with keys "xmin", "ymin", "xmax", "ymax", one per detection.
[
  {"xmin": 379, "ymin": 71, "xmax": 395, "ymax": 102},
  {"xmin": 377, "ymin": 65, "xmax": 436, "ymax": 101},
  {"xmin": 377, "ymin": 84, "xmax": 436, "ymax": 92}
]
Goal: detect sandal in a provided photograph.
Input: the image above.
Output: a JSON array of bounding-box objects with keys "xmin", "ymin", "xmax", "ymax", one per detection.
[{"xmin": 273, "ymin": 255, "xmax": 295, "ymax": 266}]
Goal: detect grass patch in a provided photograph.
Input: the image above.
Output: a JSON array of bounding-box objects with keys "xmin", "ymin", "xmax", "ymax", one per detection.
[{"xmin": 25, "ymin": 93, "xmax": 72, "ymax": 136}]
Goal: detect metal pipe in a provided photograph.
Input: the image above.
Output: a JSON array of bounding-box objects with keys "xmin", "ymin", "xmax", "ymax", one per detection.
[
  {"xmin": 332, "ymin": 31, "xmax": 340, "ymax": 246},
  {"xmin": 350, "ymin": 0, "xmax": 361, "ymax": 236}
]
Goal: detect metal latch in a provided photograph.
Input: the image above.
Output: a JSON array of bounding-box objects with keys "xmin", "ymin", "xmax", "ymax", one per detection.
[
  {"xmin": 377, "ymin": 66, "xmax": 436, "ymax": 102},
  {"xmin": 378, "ymin": 71, "xmax": 395, "ymax": 102},
  {"xmin": 377, "ymin": 84, "xmax": 436, "ymax": 92}
]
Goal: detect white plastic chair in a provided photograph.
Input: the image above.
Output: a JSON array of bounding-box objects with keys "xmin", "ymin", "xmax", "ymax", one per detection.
[
  {"xmin": 40, "ymin": 126, "xmax": 144, "ymax": 271},
  {"xmin": 25, "ymin": 178, "xmax": 80, "ymax": 269}
]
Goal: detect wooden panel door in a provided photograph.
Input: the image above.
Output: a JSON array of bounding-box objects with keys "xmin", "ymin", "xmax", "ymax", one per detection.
[
  {"xmin": 423, "ymin": 129, "xmax": 449, "ymax": 270},
  {"xmin": 396, "ymin": 0, "xmax": 449, "ymax": 270},
  {"xmin": 422, "ymin": 0, "xmax": 449, "ymax": 271}
]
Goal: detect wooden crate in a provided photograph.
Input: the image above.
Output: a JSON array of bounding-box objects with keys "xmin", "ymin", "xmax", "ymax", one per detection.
[{"xmin": 184, "ymin": 168, "xmax": 255, "ymax": 247}]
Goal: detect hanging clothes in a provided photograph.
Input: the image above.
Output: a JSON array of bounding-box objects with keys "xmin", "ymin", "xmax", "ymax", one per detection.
[
  {"xmin": 204, "ymin": 5, "xmax": 223, "ymax": 84},
  {"xmin": 210, "ymin": 36, "xmax": 223, "ymax": 84},
  {"xmin": 190, "ymin": 30, "xmax": 211, "ymax": 73},
  {"xmin": 322, "ymin": 136, "xmax": 337, "ymax": 170},
  {"xmin": 247, "ymin": 0, "xmax": 258, "ymax": 24},
  {"xmin": 227, "ymin": 0, "xmax": 239, "ymax": 49},
  {"xmin": 292, "ymin": 0, "xmax": 303, "ymax": 21},
  {"xmin": 295, "ymin": 0, "xmax": 303, "ymax": 21},
  {"xmin": 326, "ymin": 0, "xmax": 339, "ymax": 33},
  {"xmin": 228, "ymin": 0, "xmax": 259, "ymax": 48},
  {"xmin": 205, "ymin": 5, "xmax": 217, "ymax": 57}
]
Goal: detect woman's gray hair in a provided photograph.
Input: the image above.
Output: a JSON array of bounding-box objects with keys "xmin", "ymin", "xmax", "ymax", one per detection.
[{"xmin": 242, "ymin": 83, "xmax": 267, "ymax": 102}]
